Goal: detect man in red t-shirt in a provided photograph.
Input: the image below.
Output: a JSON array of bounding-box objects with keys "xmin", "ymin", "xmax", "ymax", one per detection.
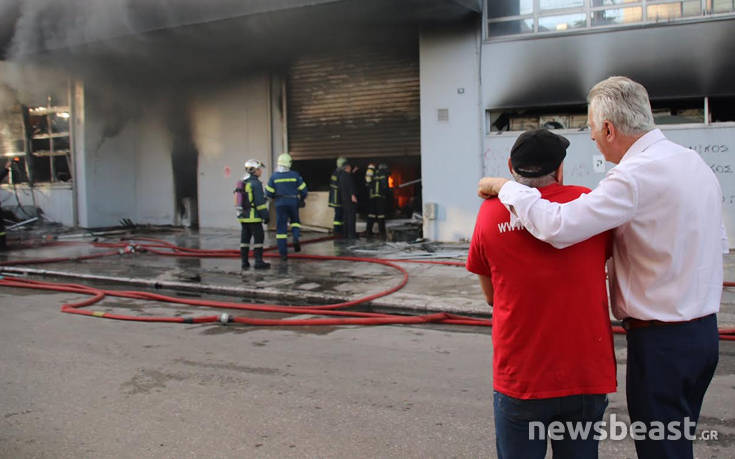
[{"xmin": 467, "ymin": 129, "xmax": 616, "ymax": 459}]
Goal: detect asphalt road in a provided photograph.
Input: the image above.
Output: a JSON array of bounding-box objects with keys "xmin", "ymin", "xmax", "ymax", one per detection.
[{"xmin": 1, "ymin": 287, "xmax": 734, "ymax": 458}]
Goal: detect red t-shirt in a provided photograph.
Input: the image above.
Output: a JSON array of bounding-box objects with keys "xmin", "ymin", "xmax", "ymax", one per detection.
[{"xmin": 466, "ymin": 183, "xmax": 616, "ymax": 399}]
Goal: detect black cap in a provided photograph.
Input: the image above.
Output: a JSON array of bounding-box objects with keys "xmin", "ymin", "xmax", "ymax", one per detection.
[{"xmin": 510, "ymin": 129, "xmax": 569, "ymax": 177}]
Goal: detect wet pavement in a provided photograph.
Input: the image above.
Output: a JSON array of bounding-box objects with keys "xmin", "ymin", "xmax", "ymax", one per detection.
[
  {"xmin": 1, "ymin": 227, "xmax": 734, "ymax": 457},
  {"xmin": 0, "ymin": 227, "xmax": 489, "ymax": 317},
  {"xmin": 1, "ymin": 226, "xmax": 734, "ymax": 326},
  {"xmin": 1, "ymin": 282, "xmax": 735, "ymax": 458}
]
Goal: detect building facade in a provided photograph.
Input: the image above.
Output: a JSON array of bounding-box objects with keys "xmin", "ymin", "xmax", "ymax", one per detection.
[{"xmin": 0, "ymin": 0, "xmax": 733, "ymax": 245}]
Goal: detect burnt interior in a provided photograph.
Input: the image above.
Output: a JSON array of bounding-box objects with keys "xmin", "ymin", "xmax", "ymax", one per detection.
[{"xmin": 296, "ymin": 155, "xmax": 421, "ymax": 219}]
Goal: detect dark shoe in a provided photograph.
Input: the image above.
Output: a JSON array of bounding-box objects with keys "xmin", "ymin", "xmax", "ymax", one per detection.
[
  {"xmin": 280, "ymin": 254, "xmax": 288, "ymax": 261},
  {"xmin": 293, "ymin": 241, "xmax": 301, "ymax": 252},
  {"xmin": 241, "ymin": 261, "xmax": 250, "ymax": 269},
  {"xmin": 254, "ymin": 261, "xmax": 271, "ymax": 270}
]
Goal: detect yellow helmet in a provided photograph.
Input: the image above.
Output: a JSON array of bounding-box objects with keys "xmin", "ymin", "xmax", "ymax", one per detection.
[{"xmin": 277, "ymin": 153, "xmax": 293, "ymax": 168}]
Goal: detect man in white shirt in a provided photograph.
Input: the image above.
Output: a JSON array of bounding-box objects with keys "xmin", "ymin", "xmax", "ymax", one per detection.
[{"xmin": 476, "ymin": 76, "xmax": 725, "ymax": 459}]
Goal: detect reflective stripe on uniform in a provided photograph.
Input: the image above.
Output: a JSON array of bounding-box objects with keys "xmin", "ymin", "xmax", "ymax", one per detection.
[
  {"xmin": 240, "ymin": 243, "xmax": 248, "ymax": 248},
  {"xmin": 0, "ymin": 232, "xmax": 5, "ymax": 236},
  {"xmin": 276, "ymin": 234, "xmax": 288, "ymax": 239},
  {"xmin": 265, "ymin": 185, "xmax": 275, "ymax": 193},
  {"xmin": 290, "ymin": 223, "xmax": 301, "ymax": 228},
  {"xmin": 252, "ymin": 243, "xmax": 264, "ymax": 248},
  {"xmin": 333, "ymin": 221, "xmax": 343, "ymax": 226},
  {"xmin": 368, "ymin": 214, "xmax": 376, "ymax": 218},
  {"xmin": 256, "ymin": 204, "xmax": 268, "ymax": 210},
  {"xmin": 246, "ymin": 182, "xmax": 257, "ymax": 221},
  {"xmin": 297, "ymin": 182, "xmax": 307, "ymax": 191},
  {"xmin": 377, "ymin": 215, "xmax": 385, "ymax": 219},
  {"xmin": 274, "ymin": 178, "xmax": 297, "ymax": 183},
  {"xmin": 238, "ymin": 218, "xmax": 262, "ymax": 223}
]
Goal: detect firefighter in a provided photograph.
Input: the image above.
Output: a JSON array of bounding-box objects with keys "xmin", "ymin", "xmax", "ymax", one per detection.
[
  {"xmin": 364, "ymin": 163, "xmax": 376, "ymax": 186},
  {"xmin": 366, "ymin": 162, "xmax": 389, "ymax": 238},
  {"xmin": 234, "ymin": 159, "xmax": 270, "ymax": 270},
  {"xmin": 265, "ymin": 153, "xmax": 308, "ymax": 260},
  {"xmin": 0, "ymin": 161, "xmax": 10, "ymax": 250},
  {"xmin": 337, "ymin": 158, "xmax": 358, "ymax": 239},
  {"xmin": 328, "ymin": 157, "xmax": 346, "ymax": 237}
]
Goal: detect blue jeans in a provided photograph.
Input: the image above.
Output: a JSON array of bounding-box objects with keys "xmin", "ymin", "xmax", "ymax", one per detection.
[{"xmin": 494, "ymin": 391, "xmax": 608, "ymax": 459}]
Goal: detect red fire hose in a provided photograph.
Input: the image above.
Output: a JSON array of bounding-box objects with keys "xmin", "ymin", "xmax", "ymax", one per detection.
[{"xmin": 0, "ymin": 236, "xmax": 733, "ymax": 340}]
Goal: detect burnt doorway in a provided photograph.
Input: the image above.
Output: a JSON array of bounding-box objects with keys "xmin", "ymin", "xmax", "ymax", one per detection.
[{"xmin": 169, "ymin": 108, "xmax": 199, "ymax": 228}]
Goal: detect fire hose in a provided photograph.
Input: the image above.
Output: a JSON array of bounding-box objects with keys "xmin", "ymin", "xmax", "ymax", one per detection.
[{"xmin": 0, "ymin": 236, "xmax": 734, "ymax": 340}]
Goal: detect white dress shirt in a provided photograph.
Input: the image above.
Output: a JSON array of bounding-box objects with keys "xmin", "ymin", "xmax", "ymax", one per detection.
[{"xmin": 498, "ymin": 129, "xmax": 726, "ymax": 321}]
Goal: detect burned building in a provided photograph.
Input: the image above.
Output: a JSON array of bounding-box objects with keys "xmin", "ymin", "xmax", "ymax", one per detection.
[{"xmin": 0, "ymin": 0, "xmax": 733, "ymax": 244}]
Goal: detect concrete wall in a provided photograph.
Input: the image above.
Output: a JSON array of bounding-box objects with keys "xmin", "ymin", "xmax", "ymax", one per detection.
[
  {"xmin": 79, "ymin": 88, "xmax": 176, "ymax": 228},
  {"xmin": 133, "ymin": 119, "xmax": 177, "ymax": 225},
  {"xmin": 419, "ymin": 24, "xmax": 483, "ymax": 241},
  {"xmin": 191, "ymin": 75, "xmax": 271, "ymax": 229},
  {"xmin": 76, "ymin": 75, "xmax": 273, "ymax": 230}
]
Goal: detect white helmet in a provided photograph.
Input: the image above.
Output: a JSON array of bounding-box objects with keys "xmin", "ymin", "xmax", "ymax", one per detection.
[{"xmin": 244, "ymin": 159, "xmax": 264, "ymax": 174}]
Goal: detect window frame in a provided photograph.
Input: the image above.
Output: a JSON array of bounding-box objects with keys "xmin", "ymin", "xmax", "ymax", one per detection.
[{"xmin": 485, "ymin": 0, "xmax": 735, "ymax": 40}]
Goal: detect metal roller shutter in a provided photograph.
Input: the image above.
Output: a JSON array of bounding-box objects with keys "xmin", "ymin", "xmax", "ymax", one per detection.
[{"xmin": 286, "ymin": 38, "xmax": 419, "ymax": 160}]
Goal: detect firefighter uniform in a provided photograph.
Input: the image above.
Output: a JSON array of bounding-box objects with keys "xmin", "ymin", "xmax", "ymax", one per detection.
[
  {"xmin": 328, "ymin": 157, "xmax": 347, "ymax": 236},
  {"xmin": 337, "ymin": 162, "xmax": 357, "ymax": 239},
  {"xmin": 265, "ymin": 154, "xmax": 308, "ymax": 260},
  {"xmin": 366, "ymin": 164, "xmax": 389, "ymax": 237},
  {"xmin": 235, "ymin": 161, "xmax": 270, "ymax": 270}
]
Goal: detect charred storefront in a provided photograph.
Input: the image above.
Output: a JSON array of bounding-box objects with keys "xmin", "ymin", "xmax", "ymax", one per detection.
[{"xmin": 0, "ymin": 0, "xmax": 480, "ymax": 234}]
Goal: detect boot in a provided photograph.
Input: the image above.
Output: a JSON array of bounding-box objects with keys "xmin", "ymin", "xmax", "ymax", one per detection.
[
  {"xmin": 240, "ymin": 246, "xmax": 250, "ymax": 270},
  {"xmin": 365, "ymin": 218, "xmax": 374, "ymax": 237},
  {"xmin": 293, "ymin": 240, "xmax": 301, "ymax": 252},
  {"xmin": 253, "ymin": 248, "xmax": 270, "ymax": 269},
  {"xmin": 378, "ymin": 220, "xmax": 387, "ymax": 239}
]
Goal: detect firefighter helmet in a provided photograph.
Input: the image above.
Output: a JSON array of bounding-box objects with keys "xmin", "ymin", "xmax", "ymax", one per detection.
[
  {"xmin": 336, "ymin": 157, "xmax": 347, "ymax": 168},
  {"xmin": 365, "ymin": 163, "xmax": 376, "ymax": 183},
  {"xmin": 277, "ymin": 153, "xmax": 293, "ymax": 168},
  {"xmin": 244, "ymin": 159, "xmax": 264, "ymax": 174}
]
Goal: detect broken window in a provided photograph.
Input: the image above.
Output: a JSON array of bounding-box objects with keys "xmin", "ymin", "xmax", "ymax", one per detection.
[
  {"xmin": 486, "ymin": 104, "xmax": 588, "ymax": 133},
  {"xmin": 0, "ymin": 97, "xmax": 72, "ymax": 185},
  {"xmin": 486, "ymin": 97, "xmax": 733, "ymax": 133}
]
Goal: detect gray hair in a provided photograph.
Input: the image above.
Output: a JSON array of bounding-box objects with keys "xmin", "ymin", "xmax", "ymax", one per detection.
[
  {"xmin": 587, "ymin": 76, "xmax": 655, "ymax": 136},
  {"xmin": 510, "ymin": 170, "xmax": 557, "ymax": 188}
]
